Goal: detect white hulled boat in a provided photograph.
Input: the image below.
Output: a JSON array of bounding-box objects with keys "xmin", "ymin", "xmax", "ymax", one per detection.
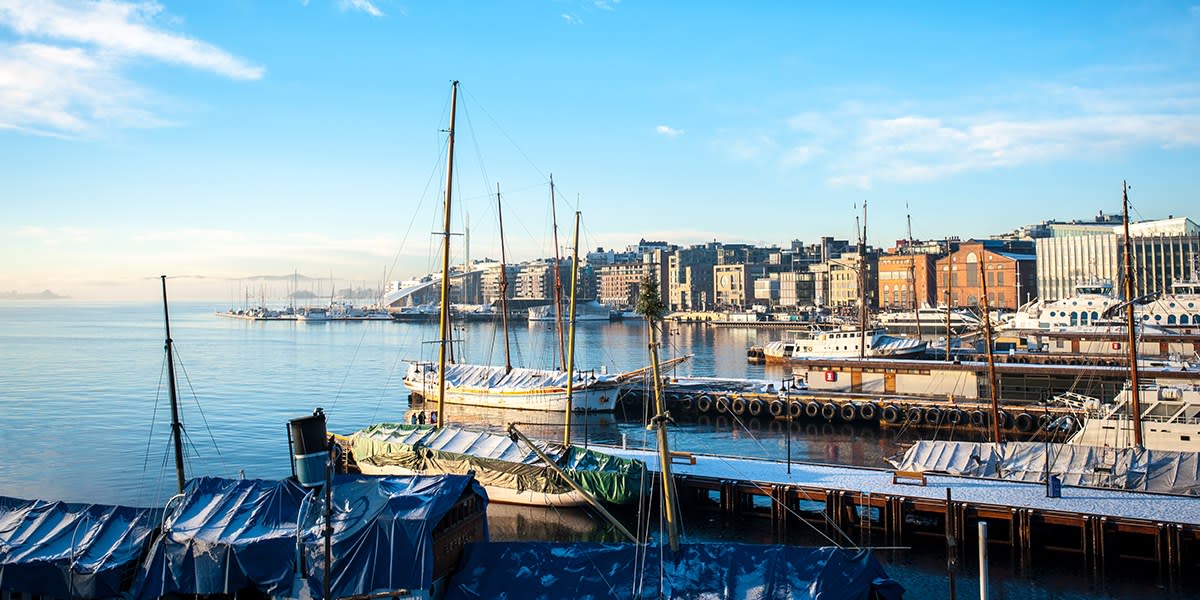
[
  {"xmin": 403, "ymin": 362, "xmax": 622, "ymax": 412},
  {"xmin": 998, "ymin": 281, "xmax": 1122, "ymax": 331},
  {"xmin": 1064, "ymin": 381, "xmax": 1200, "ymax": 451},
  {"xmin": 528, "ymin": 299, "xmax": 612, "ymax": 321},
  {"xmin": 876, "ymin": 305, "xmax": 980, "ymax": 335},
  {"xmin": 759, "ymin": 328, "xmax": 927, "ymax": 362}
]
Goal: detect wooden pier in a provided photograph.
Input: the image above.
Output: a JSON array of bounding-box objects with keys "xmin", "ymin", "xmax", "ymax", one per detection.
[{"xmin": 602, "ymin": 446, "xmax": 1200, "ymax": 578}]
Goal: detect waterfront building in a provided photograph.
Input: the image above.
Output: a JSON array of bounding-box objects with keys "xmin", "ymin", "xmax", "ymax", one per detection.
[
  {"xmin": 668, "ymin": 243, "xmax": 718, "ymax": 311},
  {"xmin": 821, "ymin": 251, "xmax": 878, "ymax": 310},
  {"xmin": 936, "ymin": 240, "xmax": 1037, "ymax": 310},
  {"xmin": 714, "ymin": 263, "xmax": 767, "ymax": 309},
  {"xmin": 778, "ymin": 271, "xmax": 817, "ymax": 307},
  {"xmin": 753, "ymin": 273, "xmax": 781, "ymax": 306},
  {"xmin": 596, "ymin": 262, "xmax": 654, "ymax": 309},
  {"xmin": 479, "ymin": 262, "xmax": 520, "ymax": 305},
  {"xmin": 877, "ymin": 251, "xmax": 937, "ymax": 310},
  {"xmin": 1034, "ymin": 216, "xmax": 1200, "ymax": 301}
]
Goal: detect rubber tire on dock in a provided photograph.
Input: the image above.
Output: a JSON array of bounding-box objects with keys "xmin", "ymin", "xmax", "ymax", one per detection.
[
  {"xmin": 881, "ymin": 405, "xmax": 901, "ymax": 423},
  {"xmin": 840, "ymin": 403, "xmax": 858, "ymax": 422},
  {"xmin": 821, "ymin": 403, "xmax": 838, "ymax": 421},
  {"xmin": 789, "ymin": 401, "xmax": 804, "ymax": 419},
  {"xmin": 858, "ymin": 402, "xmax": 878, "ymax": 421},
  {"xmin": 715, "ymin": 396, "xmax": 731, "ymax": 414},
  {"xmin": 730, "ymin": 397, "xmax": 747, "ymax": 416},
  {"xmin": 946, "ymin": 408, "xmax": 965, "ymax": 426},
  {"xmin": 769, "ymin": 400, "xmax": 786, "ymax": 417},
  {"xmin": 970, "ymin": 410, "xmax": 987, "ymax": 427},
  {"xmin": 996, "ymin": 410, "xmax": 1012, "ymax": 429},
  {"xmin": 924, "ymin": 408, "xmax": 943, "ymax": 426},
  {"xmin": 906, "ymin": 406, "xmax": 924, "ymax": 423},
  {"xmin": 805, "ymin": 401, "xmax": 821, "ymax": 418},
  {"xmin": 1015, "ymin": 412, "xmax": 1036, "ymax": 433},
  {"xmin": 1037, "ymin": 413, "xmax": 1053, "ymax": 430},
  {"xmin": 677, "ymin": 395, "xmax": 695, "ymax": 412},
  {"xmin": 747, "ymin": 399, "xmax": 764, "ymax": 417},
  {"xmin": 696, "ymin": 395, "xmax": 714, "ymax": 414}
]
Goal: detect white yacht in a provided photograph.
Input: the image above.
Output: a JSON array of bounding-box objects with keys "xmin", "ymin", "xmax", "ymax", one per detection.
[
  {"xmin": 528, "ymin": 299, "xmax": 612, "ymax": 322},
  {"xmin": 1064, "ymin": 380, "xmax": 1200, "ymax": 452},
  {"xmin": 1134, "ymin": 277, "xmax": 1200, "ymax": 332},
  {"xmin": 998, "ymin": 281, "xmax": 1122, "ymax": 331},
  {"xmin": 295, "ymin": 307, "xmax": 329, "ymax": 321},
  {"xmin": 758, "ymin": 328, "xmax": 927, "ymax": 362},
  {"xmin": 402, "ymin": 362, "xmax": 623, "ymax": 412},
  {"xmin": 876, "ymin": 306, "xmax": 980, "ymax": 335}
]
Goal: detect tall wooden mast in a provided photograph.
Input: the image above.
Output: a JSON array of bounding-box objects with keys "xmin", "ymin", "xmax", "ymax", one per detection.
[
  {"xmin": 858, "ymin": 201, "xmax": 868, "ymax": 358},
  {"xmin": 496, "ymin": 183, "xmax": 512, "ymax": 374},
  {"xmin": 549, "ymin": 175, "xmax": 567, "ymax": 370},
  {"xmin": 160, "ymin": 275, "xmax": 186, "ymax": 494},
  {"xmin": 906, "ymin": 205, "xmax": 923, "ymax": 337},
  {"xmin": 435, "ymin": 80, "xmax": 459, "ymax": 428},
  {"xmin": 563, "ymin": 211, "xmax": 582, "ymax": 445},
  {"xmin": 1122, "ymin": 180, "xmax": 1143, "ymax": 447},
  {"xmin": 979, "ymin": 258, "xmax": 1002, "ymax": 445}
]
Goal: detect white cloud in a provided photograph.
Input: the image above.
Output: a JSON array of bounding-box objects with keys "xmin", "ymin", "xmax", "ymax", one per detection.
[
  {"xmin": 338, "ymin": 0, "xmax": 383, "ymax": 17},
  {"xmin": 593, "ymin": 1, "xmax": 615, "ymax": 10},
  {"xmin": 779, "ymin": 145, "xmax": 823, "ymax": 167},
  {"xmin": 0, "ymin": 0, "xmax": 261, "ymax": 135},
  {"xmin": 561, "ymin": 13, "xmax": 583, "ymax": 25},
  {"xmin": 0, "ymin": 1, "xmax": 263, "ymax": 79},
  {"xmin": 655, "ymin": 124, "xmax": 684, "ymax": 137}
]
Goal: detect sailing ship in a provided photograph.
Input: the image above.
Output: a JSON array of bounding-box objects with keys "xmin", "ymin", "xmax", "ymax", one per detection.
[{"xmin": 350, "ymin": 81, "xmax": 646, "ymax": 508}]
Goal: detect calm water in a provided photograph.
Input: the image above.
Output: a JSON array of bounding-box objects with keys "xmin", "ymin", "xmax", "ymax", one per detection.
[{"xmin": 0, "ymin": 301, "xmax": 1190, "ymax": 598}]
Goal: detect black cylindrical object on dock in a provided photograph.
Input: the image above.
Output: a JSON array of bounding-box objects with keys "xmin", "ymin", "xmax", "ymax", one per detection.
[{"xmin": 289, "ymin": 408, "xmax": 328, "ymax": 488}]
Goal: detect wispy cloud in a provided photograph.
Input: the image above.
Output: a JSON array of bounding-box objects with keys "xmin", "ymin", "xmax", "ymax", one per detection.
[
  {"xmin": 338, "ymin": 0, "xmax": 383, "ymax": 17},
  {"xmin": 717, "ymin": 78, "xmax": 1200, "ymax": 189},
  {"xmin": 561, "ymin": 13, "xmax": 583, "ymax": 25},
  {"xmin": 0, "ymin": 0, "xmax": 261, "ymax": 135},
  {"xmin": 655, "ymin": 124, "xmax": 684, "ymax": 137},
  {"xmin": 593, "ymin": 0, "xmax": 617, "ymax": 10}
]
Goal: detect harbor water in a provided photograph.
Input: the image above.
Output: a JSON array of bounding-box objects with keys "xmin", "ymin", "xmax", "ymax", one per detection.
[{"xmin": 0, "ymin": 301, "xmax": 1192, "ymax": 599}]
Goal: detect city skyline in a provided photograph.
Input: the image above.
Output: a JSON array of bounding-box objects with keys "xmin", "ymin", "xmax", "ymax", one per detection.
[{"xmin": 2, "ymin": 1, "xmax": 1199, "ymax": 300}]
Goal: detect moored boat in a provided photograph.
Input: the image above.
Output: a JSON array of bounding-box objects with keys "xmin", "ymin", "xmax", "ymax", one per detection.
[{"xmin": 757, "ymin": 327, "xmax": 927, "ymax": 362}]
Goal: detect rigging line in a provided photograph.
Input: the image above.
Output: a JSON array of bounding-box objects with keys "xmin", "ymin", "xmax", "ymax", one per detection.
[
  {"xmin": 388, "ymin": 134, "xmax": 449, "ymax": 285},
  {"xmin": 331, "ymin": 317, "xmax": 374, "ymax": 409},
  {"xmin": 141, "ymin": 357, "xmax": 167, "ymax": 495},
  {"xmin": 459, "ymin": 85, "xmax": 549, "ymax": 182},
  {"xmin": 172, "ymin": 349, "xmax": 225, "ymax": 462}
]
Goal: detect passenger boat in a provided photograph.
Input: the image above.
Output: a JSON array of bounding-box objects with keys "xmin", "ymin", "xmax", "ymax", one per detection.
[
  {"xmin": 876, "ymin": 305, "xmax": 980, "ymax": 335},
  {"xmin": 528, "ymin": 299, "xmax": 612, "ymax": 321},
  {"xmin": 1063, "ymin": 381, "xmax": 1200, "ymax": 451},
  {"xmin": 998, "ymin": 280, "xmax": 1122, "ymax": 331},
  {"xmin": 1134, "ymin": 274, "xmax": 1200, "ymax": 333},
  {"xmin": 756, "ymin": 328, "xmax": 927, "ymax": 362}
]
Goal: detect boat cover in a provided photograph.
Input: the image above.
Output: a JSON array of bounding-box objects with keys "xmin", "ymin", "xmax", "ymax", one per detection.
[
  {"xmin": 890, "ymin": 440, "xmax": 1200, "ymax": 496},
  {"xmin": 443, "ymin": 542, "xmax": 904, "ymax": 600},
  {"xmin": 408, "ymin": 363, "xmax": 620, "ymax": 392},
  {"xmin": 0, "ymin": 496, "xmax": 161, "ymax": 599},
  {"xmin": 136, "ymin": 474, "xmax": 485, "ymax": 599},
  {"xmin": 351, "ymin": 423, "xmax": 646, "ymax": 504},
  {"xmin": 296, "ymin": 474, "xmax": 487, "ymax": 598}
]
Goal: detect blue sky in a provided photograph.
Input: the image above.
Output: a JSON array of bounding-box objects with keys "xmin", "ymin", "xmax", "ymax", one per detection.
[{"xmin": 2, "ymin": 1, "xmax": 1198, "ymax": 300}]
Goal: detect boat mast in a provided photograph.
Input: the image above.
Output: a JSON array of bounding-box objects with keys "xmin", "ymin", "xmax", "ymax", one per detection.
[
  {"xmin": 435, "ymin": 80, "xmax": 459, "ymax": 428},
  {"xmin": 858, "ymin": 201, "xmax": 868, "ymax": 358},
  {"xmin": 906, "ymin": 204, "xmax": 923, "ymax": 337},
  {"xmin": 563, "ymin": 211, "xmax": 582, "ymax": 445},
  {"xmin": 945, "ymin": 238, "xmax": 953, "ymax": 361},
  {"xmin": 496, "ymin": 183, "xmax": 512, "ymax": 374},
  {"xmin": 549, "ymin": 175, "xmax": 567, "ymax": 370},
  {"xmin": 160, "ymin": 275, "xmax": 186, "ymax": 494},
  {"xmin": 978, "ymin": 258, "xmax": 1002, "ymax": 445},
  {"xmin": 638, "ymin": 272, "xmax": 680, "ymax": 552},
  {"xmin": 1122, "ymin": 180, "xmax": 1143, "ymax": 448}
]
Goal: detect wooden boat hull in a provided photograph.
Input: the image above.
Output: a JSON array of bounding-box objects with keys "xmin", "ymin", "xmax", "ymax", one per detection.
[{"xmin": 356, "ymin": 462, "xmax": 591, "ymax": 507}]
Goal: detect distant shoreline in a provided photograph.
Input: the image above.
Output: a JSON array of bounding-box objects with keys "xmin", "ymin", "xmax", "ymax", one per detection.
[{"xmin": 1, "ymin": 291, "xmax": 69, "ymax": 301}]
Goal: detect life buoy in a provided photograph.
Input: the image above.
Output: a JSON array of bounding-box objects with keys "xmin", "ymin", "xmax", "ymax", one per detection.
[
  {"xmin": 805, "ymin": 401, "xmax": 821, "ymax": 418},
  {"xmin": 697, "ymin": 395, "xmax": 714, "ymax": 413},
  {"xmin": 731, "ymin": 397, "xmax": 747, "ymax": 416},
  {"xmin": 747, "ymin": 399, "xmax": 764, "ymax": 417},
  {"xmin": 840, "ymin": 403, "xmax": 858, "ymax": 422},
  {"xmin": 769, "ymin": 400, "xmax": 785, "ymax": 417},
  {"xmin": 859, "ymin": 402, "xmax": 878, "ymax": 421},
  {"xmin": 821, "ymin": 403, "xmax": 838, "ymax": 420}
]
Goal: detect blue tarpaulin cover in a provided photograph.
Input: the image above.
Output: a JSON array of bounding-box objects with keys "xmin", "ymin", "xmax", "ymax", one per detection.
[
  {"xmin": 0, "ymin": 496, "xmax": 161, "ymax": 599},
  {"xmin": 135, "ymin": 474, "xmax": 485, "ymax": 599},
  {"xmin": 444, "ymin": 542, "xmax": 905, "ymax": 600},
  {"xmin": 135, "ymin": 477, "xmax": 308, "ymax": 599},
  {"xmin": 298, "ymin": 474, "xmax": 487, "ymax": 598}
]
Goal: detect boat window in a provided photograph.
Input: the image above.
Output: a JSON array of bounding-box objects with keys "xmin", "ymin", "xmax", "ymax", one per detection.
[
  {"xmin": 1168, "ymin": 315, "xmax": 1177, "ymax": 324},
  {"xmin": 1080, "ymin": 312, "xmax": 1088, "ymax": 324},
  {"xmin": 1155, "ymin": 314, "xmax": 1162, "ymax": 321},
  {"xmin": 1181, "ymin": 315, "xmax": 1189, "ymax": 325},
  {"xmin": 1070, "ymin": 312, "xmax": 1078, "ymax": 326},
  {"xmin": 1091, "ymin": 311, "xmax": 1099, "ymax": 321}
]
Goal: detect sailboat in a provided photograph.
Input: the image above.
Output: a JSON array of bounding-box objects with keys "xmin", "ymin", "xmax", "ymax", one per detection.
[{"xmin": 349, "ymin": 81, "xmax": 646, "ymax": 508}]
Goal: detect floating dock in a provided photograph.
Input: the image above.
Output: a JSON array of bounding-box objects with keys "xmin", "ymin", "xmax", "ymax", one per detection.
[{"xmin": 600, "ymin": 446, "xmax": 1200, "ymax": 578}]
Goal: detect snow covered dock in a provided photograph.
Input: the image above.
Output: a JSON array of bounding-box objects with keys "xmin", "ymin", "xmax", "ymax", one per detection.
[{"xmin": 598, "ymin": 445, "xmax": 1200, "ymax": 576}]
